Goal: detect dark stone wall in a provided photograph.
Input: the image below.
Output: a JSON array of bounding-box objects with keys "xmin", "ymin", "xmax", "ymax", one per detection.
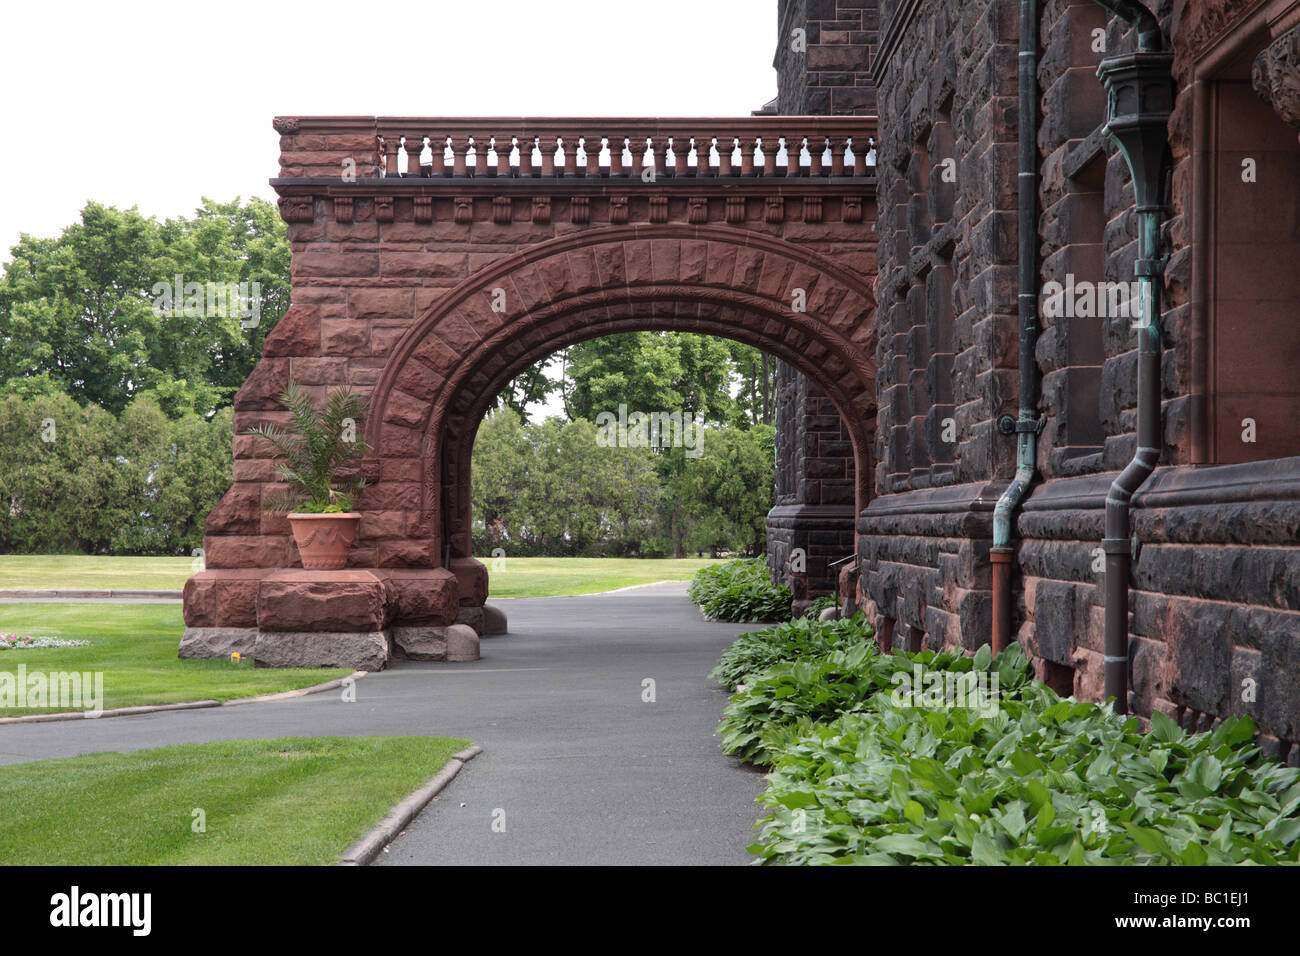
[
  {"xmin": 767, "ymin": 0, "xmax": 878, "ymax": 608},
  {"xmin": 862, "ymin": 0, "xmax": 1300, "ymax": 759},
  {"xmin": 769, "ymin": 363, "xmax": 858, "ymax": 604},
  {"xmin": 861, "ymin": 0, "xmax": 1018, "ymax": 652},
  {"xmin": 776, "ymin": 0, "xmax": 880, "ymax": 115}
]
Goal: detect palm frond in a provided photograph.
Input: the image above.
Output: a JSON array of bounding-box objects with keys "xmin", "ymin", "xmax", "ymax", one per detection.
[{"xmin": 241, "ymin": 380, "xmax": 371, "ymax": 511}]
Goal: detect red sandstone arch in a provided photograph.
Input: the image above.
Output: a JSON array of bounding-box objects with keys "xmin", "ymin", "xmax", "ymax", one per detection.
[
  {"xmin": 366, "ymin": 225, "xmax": 877, "ymax": 570},
  {"xmin": 183, "ymin": 114, "xmax": 881, "ymax": 667}
]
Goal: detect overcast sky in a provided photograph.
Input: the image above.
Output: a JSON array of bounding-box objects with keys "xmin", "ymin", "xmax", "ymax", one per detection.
[{"xmin": 0, "ymin": 0, "xmax": 778, "ymax": 259}]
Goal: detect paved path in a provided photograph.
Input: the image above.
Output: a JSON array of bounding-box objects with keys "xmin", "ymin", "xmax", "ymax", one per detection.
[{"xmin": 0, "ymin": 582, "xmax": 766, "ymax": 866}]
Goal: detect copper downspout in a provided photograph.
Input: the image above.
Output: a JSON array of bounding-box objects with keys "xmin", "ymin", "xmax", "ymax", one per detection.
[
  {"xmin": 1092, "ymin": 1, "xmax": 1170, "ymax": 713},
  {"xmin": 990, "ymin": 0, "xmax": 1042, "ymax": 654}
]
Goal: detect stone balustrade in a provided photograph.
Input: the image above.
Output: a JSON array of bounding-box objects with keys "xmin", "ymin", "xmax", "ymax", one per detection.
[{"xmin": 273, "ymin": 116, "xmax": 876, "ymax": 181}]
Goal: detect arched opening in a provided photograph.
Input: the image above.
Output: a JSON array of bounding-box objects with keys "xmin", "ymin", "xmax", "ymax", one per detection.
[
  {"xmin": 458, "ymin": 331, "xmax": 776, "ymax": 567},
  {"xmin": 364, "ymin": 226, "xmax": 877, "ymax": 606}
]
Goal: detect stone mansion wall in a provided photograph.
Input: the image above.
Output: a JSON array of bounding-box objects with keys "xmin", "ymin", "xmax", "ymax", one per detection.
[{"xmin": 858, "ymin": 0, "xmax": 1300, "ymax": 759}]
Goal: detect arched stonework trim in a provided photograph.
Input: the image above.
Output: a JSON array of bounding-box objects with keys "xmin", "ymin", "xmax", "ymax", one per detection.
[{"xmin": 365, "ymin": 225, "xmax": 877, "ymax": 559}]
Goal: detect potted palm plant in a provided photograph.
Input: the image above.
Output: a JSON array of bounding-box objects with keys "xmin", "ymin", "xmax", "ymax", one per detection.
[{"xmin": 244, "ymin": 382, "xmax": 371, "ymax": 570}]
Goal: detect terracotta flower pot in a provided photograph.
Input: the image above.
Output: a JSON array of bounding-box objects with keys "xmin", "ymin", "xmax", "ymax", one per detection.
[{"xmin": 287, "ymin": 512, "xmax": 361, "ymax": 570}]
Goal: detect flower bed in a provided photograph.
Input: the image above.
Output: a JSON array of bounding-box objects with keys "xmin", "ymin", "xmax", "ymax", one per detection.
[{"xmin": 0, "ymin": 635, "xmax": 92, "ymax": 650}]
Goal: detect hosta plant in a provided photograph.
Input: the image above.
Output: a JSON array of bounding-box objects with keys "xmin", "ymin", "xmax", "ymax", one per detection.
[
  {"xmin": 802, "ymin": 595, "xmax": 838, "ymax": 620},
  {"xmin": 750, "ymin": 688, "xmax": 1300, "ymax": 866},
  {"xmin": 710, "ymin": 613, "xmax": 875, "ymax": 692},
  {"xmin": 688, "ymin": 558, "xmax": 792, "ymax": 622},
  {"xmin": 719, "ymin": 642, "xmax": 1032, "ymax": 767}
]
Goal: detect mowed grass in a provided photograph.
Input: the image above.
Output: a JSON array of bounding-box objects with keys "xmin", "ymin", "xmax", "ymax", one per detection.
[
  {"xmin": 0, "ymin": 604, "xmax": 349, "ymax": 716},
  {"xmin": 0, "ymin": 554, "xmax": 725, "ymax": 598},
  {"xmin": 0, "ymin": 736, "xmax": 470, "ymax": 865},
  {"xmin": 482, "ymin": 557, "xmax": 724, "ymax": 597},
  {"xmin": 0, "ymin": 554, "xmax": 196, "ymax": 591}
]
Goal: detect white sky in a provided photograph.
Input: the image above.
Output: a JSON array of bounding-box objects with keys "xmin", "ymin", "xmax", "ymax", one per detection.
[{"xmin": 0, "ymin": 0, "xmax": 778, "ymax": 259}]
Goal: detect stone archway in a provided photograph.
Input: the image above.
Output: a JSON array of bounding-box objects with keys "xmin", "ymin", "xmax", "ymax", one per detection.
[
  {"xmin": 367, "ymin": 225, "xmax": 877, "ymax": 594},
  {"xmin": 181, "ymin": 115, "xmax": 879, "ymax": 668}
]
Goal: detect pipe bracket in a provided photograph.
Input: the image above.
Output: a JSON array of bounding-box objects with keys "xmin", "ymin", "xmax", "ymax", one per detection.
[
  {"xmin": 1100, "ymin": 537, "xmax": 1130, "ymax": 554},
  {"xmin": 1101, "ymin": 535, "xmax": 1142, "ymax": 563},
  {"xmin": 996, "ymin": 414, "xmax": 1045, "ymax": 436},
  {"xmin": 1134, "ymin": 256, "xmax": 1165, "ymax": 277}
]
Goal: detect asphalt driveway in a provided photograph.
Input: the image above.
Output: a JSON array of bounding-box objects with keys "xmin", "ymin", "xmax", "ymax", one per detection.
[{"xmin": 0, "ymin": 582, "xmax": 766, "ymax": 865}]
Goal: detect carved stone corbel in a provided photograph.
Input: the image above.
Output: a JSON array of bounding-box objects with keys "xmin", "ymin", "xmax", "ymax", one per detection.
[
  {"xmin": 277, "ymin": 196, "xmax": 314, "ymax": 223},
  {"xmin": 1253, "ymin": 25, "xmax": 1300, "ymax": 138}
]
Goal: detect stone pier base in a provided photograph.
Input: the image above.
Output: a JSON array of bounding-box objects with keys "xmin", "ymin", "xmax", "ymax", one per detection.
[{"xmin": 179, "ymin": 565, "xmax": 489, "ymax": 669}]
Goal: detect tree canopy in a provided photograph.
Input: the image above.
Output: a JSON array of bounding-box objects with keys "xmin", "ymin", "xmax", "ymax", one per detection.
[
  {"xmin": 0, "ymin": 197, "xmax": 782, "ymax": 558},
  {"xmin": 0, "ymin": 198, "xmax": 289, "ymax": 418}
]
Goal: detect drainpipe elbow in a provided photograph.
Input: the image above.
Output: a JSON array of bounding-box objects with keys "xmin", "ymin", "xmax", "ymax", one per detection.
[
  {"xmin": 993, "ymin": 442, "xmax": 1037, "ymax": 550},
  {"xmin": 1104, "ymin": 444, "xmax": 1159, "ymax": 539}
]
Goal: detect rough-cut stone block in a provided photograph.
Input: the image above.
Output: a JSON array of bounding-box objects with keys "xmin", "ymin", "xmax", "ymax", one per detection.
[
  {"xmin": 1033, "ymin": 581, "xmax": 1076, "ymax": 666},
  {"xmin": 321, "ymin": 319, "xmax": 369, "ymax": 356},
  {"xmin": 445, "ymin": 623, "xmax": 480, "ymax": 662},
  {"xmin": 1261, "ymin": 628, "xmax": 1300, "ymax": 741},
  {"xmin": 380, "ymin": 252, "xmax": 468, "ymax": 278},
  {"xmin": 178, "ymin": 627, "xmax": 257, "ymax": 661},
  {"xmin": 349, "ymin": 288, "xmax": 413, "ymax": 322},
  {"xmin": 377, "ymin": 539, "xmax": 434, "ymax": 568},
  {"xmin": 392, "ymin": 626, "xmax": 448, "ymax": 661},
  {"xmin": 183, "ymin": 576, "xmax": 217, "ymax": 627},
  {"xmin": 216, "ymin": 577, "xmax": 262, "ymax": 628},
  {"xmin": 257, "ymin": 570, "xmax": 388, "ymax": 632},
  {"xmin": 203, "ymin": 485, "xmax": 263, "ymax": 536},
  {"xmin": 262, "ymin": 305, "xmax": 321, "ymax": 357},
  {"xmin": 455, "ymin": 606, "xmax": 484, "ymax": 633},
  {"xmin": 379, "ymin": 568, "xmax": 459, "ymax": 625},
  {"xmin": 234, "ymin": 358, "xmax": 290, "ymax": 410},
  {"xmin": 254, "ymin": 630, "xmax": 389, "ymax": 671},
  {"xmin": 449, "ymin": 557, "xmax": 489, "ymax": 606},
  {"xmin": 204, "ymin": 534, "xmax": 287, "ymax": 569},
  {"xmin": 481, "ymin": 604, "xmax": 509, "ymax": 636}
]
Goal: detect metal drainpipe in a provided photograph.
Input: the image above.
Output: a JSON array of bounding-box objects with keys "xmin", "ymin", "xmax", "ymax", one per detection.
[
  {"xmin": 990, "ymin": 0, "xmax": 1042, "ymax": 654},
  {"xmin": 1092, "ymin": 0, "xmax": 1172, "ymax": 713}
]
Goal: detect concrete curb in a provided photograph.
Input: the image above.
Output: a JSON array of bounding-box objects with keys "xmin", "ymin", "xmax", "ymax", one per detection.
[
  {"xmin": 0, "ymin": 699, "xmax": 221, "ymax": 725},
  {"xmin": 339, "ymin": 744, "xmax": 484, "ymax": 866},
  {"xmin": 0, "ymin": 670, "xmax": 367, "ymax": 725},
  {"xmin": 0, "ymin": 589, "xmax": 183, "ymax": 600},
  {"xmin": 221, "ymin": 671, "xmax": 364, "ymax": 707}
]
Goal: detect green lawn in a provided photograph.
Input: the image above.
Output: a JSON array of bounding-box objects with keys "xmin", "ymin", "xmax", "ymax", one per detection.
[
  {"xmin": 0, "ymin": 604, "xmax": 349, "ymax": 716},
  {"xmin": 0, "ymin": 554, "xmax": 725, "ymax": 598},
  {"xmin": 481, "ymin": 556, "xmax": 724, "ymax": 597},
  {"xmin": 0, "ymin": 554, "xmax": 196, "ymax": 591},
  {"xmin": 0, "ymin": 736, "xmax": 469, "ymax": 865}
]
